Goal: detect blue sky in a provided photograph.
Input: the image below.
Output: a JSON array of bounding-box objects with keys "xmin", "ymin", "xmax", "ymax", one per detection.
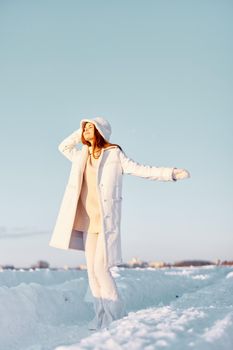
[{"xmin": 0, "ymin": 0, "xmax": 232, "ymax": 268}]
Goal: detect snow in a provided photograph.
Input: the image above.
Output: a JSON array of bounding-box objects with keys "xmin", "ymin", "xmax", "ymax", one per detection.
[
  {"xmin": 226, "ymin": 271, "xmax": 233, "ymax": 279},
  {"xmin": 202, "ymin": 314, "xmax": 233, "ymax": 342},
  {"xmin": 0, "ymin": 266, "xmax": 232, "ymax": 350}
]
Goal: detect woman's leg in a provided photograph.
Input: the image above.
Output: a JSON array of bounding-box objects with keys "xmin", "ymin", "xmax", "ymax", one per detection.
[
  {"xmin": 94, "ymin": 232, "xmax": 127, "ymax": 328},
  {"xmin": 83, "ymin": 231, "xmax": 126, "ymax": 329},
  {"xmin": 94, "ymin": 232, "xmax": 120, "ymax": 300},
  {"xmin": 83, "ymin": 232, "xmax": 105, "ymax": 330},
  {"xmin": 83, "ymin": 232, "xmax": 101, "ymax": 298}
]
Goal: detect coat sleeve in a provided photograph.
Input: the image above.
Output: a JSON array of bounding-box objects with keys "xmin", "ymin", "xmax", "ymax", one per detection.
[
  {"xmin": 119, "ymin": 149, "xmax": 176, "ymax": 181},
  {"xmin": 58, "ymin": 128, "xmax": 82, "ymax": 162}
]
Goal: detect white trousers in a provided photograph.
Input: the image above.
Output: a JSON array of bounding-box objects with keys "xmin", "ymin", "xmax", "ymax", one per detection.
[{"xmin": 83, "ymin": 231, "xmax": 126, "ymax": 329}]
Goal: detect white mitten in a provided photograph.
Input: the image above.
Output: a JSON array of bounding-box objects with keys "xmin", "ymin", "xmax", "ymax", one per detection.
[{"xmin": 172, "ymin": 168, "xmax": 191, "ymax": 180}]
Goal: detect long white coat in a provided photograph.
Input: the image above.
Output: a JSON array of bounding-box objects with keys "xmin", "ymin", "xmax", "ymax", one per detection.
[{"xmin": 49, "ymin": 128, "xmax": 176, "ymax": 268}]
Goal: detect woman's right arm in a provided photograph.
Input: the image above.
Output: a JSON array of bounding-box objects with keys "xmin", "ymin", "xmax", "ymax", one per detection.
[{"xmin": 58, "ymin": 128, "xmax": 82, "ymax": 161}]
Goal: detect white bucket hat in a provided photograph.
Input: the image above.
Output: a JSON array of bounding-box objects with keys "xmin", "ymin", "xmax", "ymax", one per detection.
[{"xmin": 80, "ymin": 117, "xmax": 112, "ymax": 141}]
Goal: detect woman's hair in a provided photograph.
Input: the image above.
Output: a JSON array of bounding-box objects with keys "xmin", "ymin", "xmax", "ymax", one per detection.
[{"xmin": 81, "ymin": 122, "xmax": 123, "ymax": 151}]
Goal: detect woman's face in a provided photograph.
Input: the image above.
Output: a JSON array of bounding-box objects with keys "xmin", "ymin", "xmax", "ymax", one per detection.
[{"xmin": 83, "ymin": 122, "xmax": 95, "ymax": 142}]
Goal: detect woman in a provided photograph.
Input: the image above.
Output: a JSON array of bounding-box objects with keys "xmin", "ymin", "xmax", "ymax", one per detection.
[{"xmin": 49, "ymin": 116, "xmax": 190, "ymax": 331}]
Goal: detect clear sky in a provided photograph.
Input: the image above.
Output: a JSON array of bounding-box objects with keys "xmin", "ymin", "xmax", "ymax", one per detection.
[{"xmin": 0, "ymin": 0, "xmax": 232, "ymax": 268}]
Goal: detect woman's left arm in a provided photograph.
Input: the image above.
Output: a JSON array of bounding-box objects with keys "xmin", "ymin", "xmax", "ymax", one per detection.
[{"xmin": 119, "ymin": 150, "xmax": 190, "ymax": 182}]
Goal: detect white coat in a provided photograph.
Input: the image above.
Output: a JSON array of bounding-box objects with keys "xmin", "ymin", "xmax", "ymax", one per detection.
[{"xmin": 49, "ymin": 127, "xmax": 176, "ymax": 268}]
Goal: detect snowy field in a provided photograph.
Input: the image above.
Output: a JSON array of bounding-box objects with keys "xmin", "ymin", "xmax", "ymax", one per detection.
[{"xmin": 0, "ymin": 265, "xmax": 233, "ymax": 350}]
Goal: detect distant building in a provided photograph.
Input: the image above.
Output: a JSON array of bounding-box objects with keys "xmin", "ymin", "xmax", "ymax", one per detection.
[
  {"xmin": 221, "ymin": 260, "xmax": 233, "ymax": 266},
  {"xmin": 78, "ymin": 264, "xmax": 87, "ymax": 270},
  {"xmin": 31, "ymin": 260, "xmax": 50, "ymax": 269},
  {"xmin": 128, "ymin": 257, "xmax": 148, "ymax": 268},
  {"xmin": 2, "ymin": 264, "xmax": 15, "ymax": 270},
  {"xmin": 173, "ymin": 260, "xmax": 214, "ymax": 267},
  {"xmin": 149, "ymin": 261, "xmax": 167, "ymax": 268}
]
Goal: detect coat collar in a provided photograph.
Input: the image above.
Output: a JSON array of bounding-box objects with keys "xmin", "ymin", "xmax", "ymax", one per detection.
[
  {"xmin": 88, "ymin": 145, "xmax": 118, "ymax": 153},
  {"xmin": 79, "ymin": 144, "xmax": 117, "ymax": 172}
]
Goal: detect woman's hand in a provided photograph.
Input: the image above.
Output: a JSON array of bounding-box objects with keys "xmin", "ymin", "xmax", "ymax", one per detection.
[{"xmin": 172, "ymin": 168, "xmax": 191, "ymax": 180}]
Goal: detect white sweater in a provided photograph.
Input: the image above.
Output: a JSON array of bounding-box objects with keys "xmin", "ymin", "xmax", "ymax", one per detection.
[{"xmin": 73, "ymin": 148, "xmax": 101, "ymax": 234}]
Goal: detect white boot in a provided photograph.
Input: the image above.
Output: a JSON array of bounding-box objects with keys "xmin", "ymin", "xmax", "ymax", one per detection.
[
  {"xmin": 88, "ymin": 297, "xmax": 104, "ymax": 331},
  {"xmin": 100, "ymin": 297, "xmax": 127, "ymax": 329}
]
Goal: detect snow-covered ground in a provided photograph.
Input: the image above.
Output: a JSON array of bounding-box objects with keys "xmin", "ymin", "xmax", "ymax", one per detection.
[{"xmin": 0, "ymin": 265, "xmax": 232, "ymax": 350}]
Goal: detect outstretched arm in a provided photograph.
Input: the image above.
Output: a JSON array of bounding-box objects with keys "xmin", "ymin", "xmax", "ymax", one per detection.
[
  {"xmin": 119, "ymin": 150, "xmax": 191, "ymax": 181},
  {"xmin": 58, "ymin": 128, "xmax": 82, "ymax": 161},
  {"xmin": 119, "ymin": 149, "xmax": 176, "ymax": 181}
]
